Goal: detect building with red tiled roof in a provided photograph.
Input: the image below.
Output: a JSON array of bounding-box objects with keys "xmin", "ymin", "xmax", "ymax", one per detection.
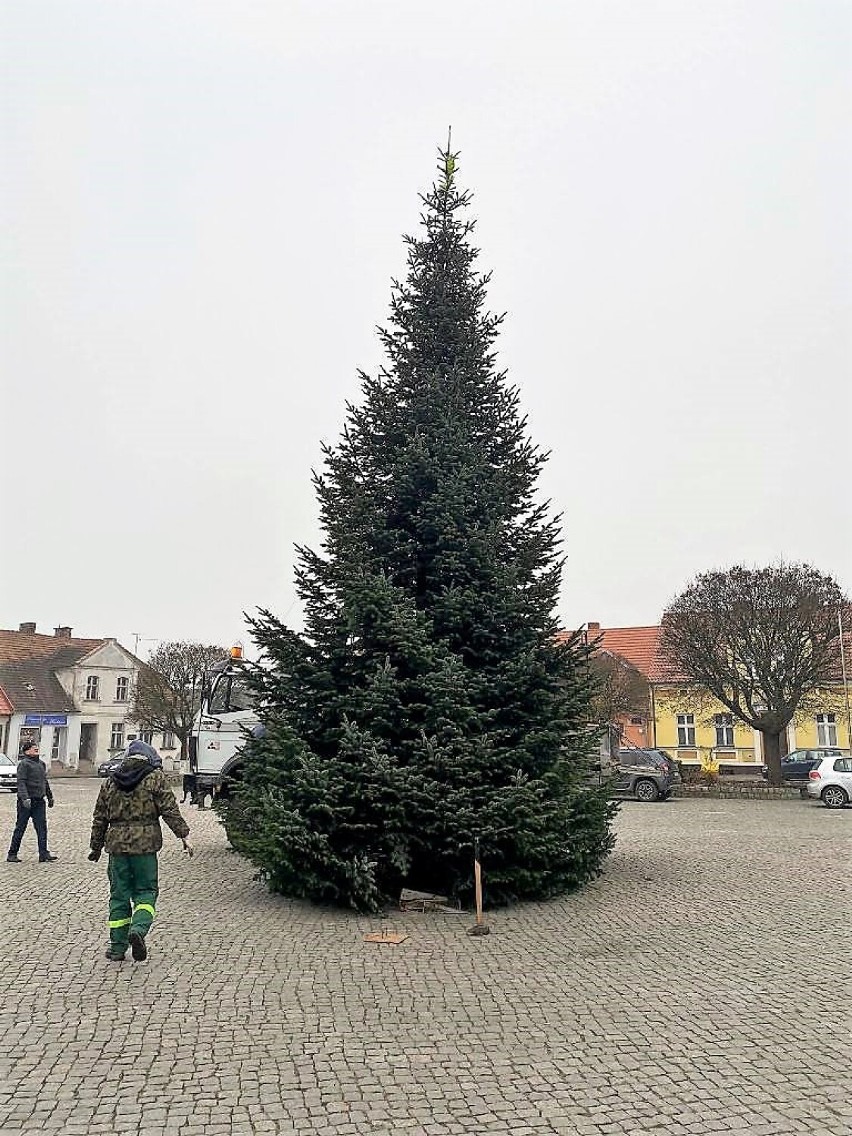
[
  {"xmin": 0, "ymin": 629, "xmax": 106, "ymax": 716},
  {"xmin": 578, "ymin": 620, "xmax": 852, "ymax": 767},
  {"xmin": 578, "ymin": 623, "xmax": 661, "ymax": 748},
  {"xmin": 0, "ymin": 626, "xmax": 104, "ymax": 665},
  {"xmin": 0, "ymin": 623, "xmax": 180, "ymax": 769},
  {"xmin": 586, "ymin": 623, "xmax": 674, "ymax": 682}
]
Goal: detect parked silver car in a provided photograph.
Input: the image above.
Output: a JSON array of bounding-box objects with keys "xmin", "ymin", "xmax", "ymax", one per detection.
[
  {"xmin": 806, "ymin": 752, "xmax": 852, "ymax": 809},
  {"xmin": 0, "ymin": 753, "xmax": 17, "ymax": 792}
]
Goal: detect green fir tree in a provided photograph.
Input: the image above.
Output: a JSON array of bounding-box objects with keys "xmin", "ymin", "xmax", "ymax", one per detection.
[{"xmin": 229, "ymin": 147, "xmax": 615, "ymax": 911}]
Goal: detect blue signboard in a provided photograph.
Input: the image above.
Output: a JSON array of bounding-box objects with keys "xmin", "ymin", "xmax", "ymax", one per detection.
[{"xmin": 23, "ymin": 714, "xmax": 68, "ymax": 727}]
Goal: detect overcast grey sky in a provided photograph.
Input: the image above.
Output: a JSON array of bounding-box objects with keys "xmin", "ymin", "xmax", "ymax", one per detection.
[{"xmin": 2, "ymin": 1, "xmax": 850, "ymax": 657}]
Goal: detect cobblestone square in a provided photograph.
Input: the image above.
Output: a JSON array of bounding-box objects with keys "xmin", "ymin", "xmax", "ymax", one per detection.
[{"xmin": 2, "ymin": 782, "xmax": 849, "ymax": 1135}]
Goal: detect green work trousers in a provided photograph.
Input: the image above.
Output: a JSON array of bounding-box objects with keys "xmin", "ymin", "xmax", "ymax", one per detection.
[{"xmin": 108, "ymin": 853, "xmax": 159, "ymax": 953}]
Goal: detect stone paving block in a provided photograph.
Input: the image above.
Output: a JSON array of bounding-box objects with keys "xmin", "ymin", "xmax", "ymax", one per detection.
[{"xmin": 0, "ymin": 785, "xmax": 848, "ymax": 1136}]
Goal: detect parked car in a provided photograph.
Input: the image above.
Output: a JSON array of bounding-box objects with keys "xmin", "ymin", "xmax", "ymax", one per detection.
[
  {"xmin": 97, "ymin": 755, "xmax": 126, "ymax": 777},
  {"xmin": 764, "ymin": 748, "xmax": 851, "ymax": 786},
  {"xmin": 0, "ymin": 753, "xmax": 17, "ymax": 792},
  {"xmin": 807, "ymin": 752, "xmax": 852, "ymax": 809},
  {"xmin": 609, "ymin": 748, "xmax": 681, "ymax": 802}
]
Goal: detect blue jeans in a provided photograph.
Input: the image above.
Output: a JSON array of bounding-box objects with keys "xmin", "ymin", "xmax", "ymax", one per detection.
[{"xmin": 9, "ymin": 797, "xmax": 48, "ymax": 858}]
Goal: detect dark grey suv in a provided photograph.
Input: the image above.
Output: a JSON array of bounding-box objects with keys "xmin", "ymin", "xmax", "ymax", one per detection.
[{"xmin": 610, "ymin": 748, "xmax": 681, "ymax": 802}]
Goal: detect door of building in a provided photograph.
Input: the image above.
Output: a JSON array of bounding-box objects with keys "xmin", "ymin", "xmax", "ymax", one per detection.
[
  {"xmin": 80, "ymin": 723, "xmax": 97, "ymax": 764},
  {"xmin": 50, "ymin": 727, "xmax": 67, "ymax": 764}
]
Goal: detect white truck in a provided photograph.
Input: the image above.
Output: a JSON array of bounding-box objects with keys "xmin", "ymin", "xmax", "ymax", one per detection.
[{"xmin": 188, "ymin": 646, "xmax": 258, "ymax": 801}]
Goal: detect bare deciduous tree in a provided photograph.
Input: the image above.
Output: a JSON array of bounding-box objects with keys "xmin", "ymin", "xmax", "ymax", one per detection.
[
  {"xmin": 660, "ymin": 563, "xmax": 846, "ymax": 784},
  {"xmin": 132, "ymin": 642, "xmax": 228, "ymax": 760},
  {"xmin": 589, "ymin": 650, "xmax": 650, "ymax": 733}
]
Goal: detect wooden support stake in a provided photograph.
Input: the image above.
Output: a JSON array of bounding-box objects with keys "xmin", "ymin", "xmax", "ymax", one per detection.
[{"xmin": 467, "ymin": 835, "xmax": 490, "ymax": 937}]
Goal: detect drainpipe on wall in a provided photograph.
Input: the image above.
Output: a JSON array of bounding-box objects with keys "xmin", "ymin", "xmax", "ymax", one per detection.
[
  {"xmin": 839, "ymin": 609, "xmax": 852, "ymax": 749},
  {"xmin": 649, "ymin": 683, "xmax": 657, "ymax": 748}
]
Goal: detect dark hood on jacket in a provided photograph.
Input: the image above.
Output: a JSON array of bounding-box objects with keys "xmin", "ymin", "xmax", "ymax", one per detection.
[
  {"xmin": 112, "ymin": 741, "xmax": 163, "ymax": 792},
  {"xmin": 127, "ymin": 739, "xmax": 162, "ymax": 764}
]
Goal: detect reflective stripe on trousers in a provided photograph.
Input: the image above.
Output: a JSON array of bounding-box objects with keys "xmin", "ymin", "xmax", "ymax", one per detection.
[{"xmin": 107, "ymin": 852, "xmax": 160, "ymax": 948}]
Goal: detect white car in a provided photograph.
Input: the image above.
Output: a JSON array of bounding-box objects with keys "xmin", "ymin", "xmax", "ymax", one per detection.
[
  {"xmin": 0, "ymin": 753, "xmax": 17, "ymax": 793},
  {"xmin": 807, "ymin": 752, "xmax": 852, "ymax": 809}
]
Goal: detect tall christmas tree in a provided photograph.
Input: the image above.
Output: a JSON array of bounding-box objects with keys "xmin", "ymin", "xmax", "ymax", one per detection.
[{"xmin": 230, "ymin": 146, "xmax": 615, "ymax": 912}]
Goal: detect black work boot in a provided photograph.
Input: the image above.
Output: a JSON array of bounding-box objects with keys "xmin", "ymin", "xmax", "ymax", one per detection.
[
  {"xmin": 129, "ymin": 930, "xmax": 148, "ymax": 962},
  {"xmin": 39, "ymin": 853, "xmax": 59, "ymax": 862},
  {"xmin": 105, "ymin": 947, "xmax": 126, "ymax": 962},
  {"xmin": 6, "ymin": 853, "xmax": 21, "ymax": 863}
]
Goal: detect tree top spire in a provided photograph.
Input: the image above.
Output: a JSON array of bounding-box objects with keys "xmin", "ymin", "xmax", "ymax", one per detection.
[{"xmin": 440, "ymin": 127, "xmax": 458, "ymax": 192}]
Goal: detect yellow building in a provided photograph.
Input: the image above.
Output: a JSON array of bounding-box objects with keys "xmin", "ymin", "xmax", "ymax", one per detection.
[{"xmin": 589, "ymin": 622, "xmax": 852, "ymax": 768}]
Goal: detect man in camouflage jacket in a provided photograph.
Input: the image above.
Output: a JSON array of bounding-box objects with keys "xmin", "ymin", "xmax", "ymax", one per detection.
[{"xmin": 89, "ymin": 740, "xmax": 192, "ymax": 962}]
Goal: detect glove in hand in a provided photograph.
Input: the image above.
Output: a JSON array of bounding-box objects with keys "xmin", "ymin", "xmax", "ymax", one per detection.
[{"xmin": 88, "ymin": 850, "xmax": 101, "ymax": 862}]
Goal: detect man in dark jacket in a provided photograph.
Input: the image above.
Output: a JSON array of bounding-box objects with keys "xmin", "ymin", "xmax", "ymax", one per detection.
[
  {"xmin": 6, "ymin": 741, "xmax": 57, "ymax": 863},
  {"xmin": 89, "ymin": 740, "xmax": 192, "ymax": 963}
]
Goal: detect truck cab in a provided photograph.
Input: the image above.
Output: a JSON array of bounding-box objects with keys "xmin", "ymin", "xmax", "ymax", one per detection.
[{"xmin": 189, "ymin": 647, "xmax": 258, "ymax": 800}]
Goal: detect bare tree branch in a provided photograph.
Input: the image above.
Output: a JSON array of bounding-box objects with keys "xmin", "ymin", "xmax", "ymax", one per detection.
[
  {"xmin": 132, "ymin": 642, "xmax": 228, "ymax": 759},
  {"xmin": 589, "ymin": 650, "xmax": 650, "ymax": 731}
]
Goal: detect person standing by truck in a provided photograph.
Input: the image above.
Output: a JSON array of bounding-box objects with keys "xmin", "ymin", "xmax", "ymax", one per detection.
[
  {"xmin": 88, "ymin": 740, "xmax": 193, "ymax": 962},
  {"xmin": 6, "ymin": 741, "xmax": 58, "ymax": 863}
]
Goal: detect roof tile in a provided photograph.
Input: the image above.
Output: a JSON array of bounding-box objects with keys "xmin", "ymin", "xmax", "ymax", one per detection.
[
  {"xmin": 596, "ymin": 626, "xmax": 676, "ymax": 681},
  {"xmin": 0, "ymin": 630, "xmax": 103, "ymax": 665},
  {"xmin": 571, "ymin": 622, "xmax": 852, "ymax": 685},
  {"xmin": 0, "ymin": 629, "xmax": 106, "ymax": 713}
]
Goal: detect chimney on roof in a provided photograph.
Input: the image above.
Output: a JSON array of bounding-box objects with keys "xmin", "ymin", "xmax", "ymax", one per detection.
[
  {"xmin": 587, "ymin": 622, "xmax": 601, "ymax": 638},
  {"xmin": 19, "ymin": 622, "xmax": 36, "ymax": 634},
  {"xmin": 54, "ymin": 626, "xmax": 72, "ymax": 638}
]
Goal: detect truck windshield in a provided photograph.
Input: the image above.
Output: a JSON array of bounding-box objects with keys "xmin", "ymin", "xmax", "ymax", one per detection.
[
  {"xmin": 229, "ymin": 678, "xmax": 254, "ymax": 711},
  {"xmin": 208, "ymin": 674, "xmax": 255, "ymax": 715}
]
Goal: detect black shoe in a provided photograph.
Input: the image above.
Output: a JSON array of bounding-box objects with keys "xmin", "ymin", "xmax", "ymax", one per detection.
[
  {"xmin": 39, "ymin": 853, "xmax": 59, "ymax": 862},
  {"xmin": 105, "ymin": 947, "xmax": 126, "ymax": 962},
  {"xmin": 6, "ymin": 854, "xmax": 21, "ymax": 863},
  {"xmin": 129, "ymin": 930, "xmax": 148, "ymax": 962}
]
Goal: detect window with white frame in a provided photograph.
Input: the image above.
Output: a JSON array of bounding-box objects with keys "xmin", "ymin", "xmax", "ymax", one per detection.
[
  {"xmin": 162, "ymin": 731, "xmax": 176, "ymax": 750},
  {"xmin": 139, "ymin": 729, "xmax": 154, "ymax": 745},
  {"xmin": 85, "ymin": 675, "xmax": 100, "ymax": 701},
  {"xmin": 714, "ymin": 713, "xmax": 735, "ymax": 748},
  {"xmin": 816, "ymin": 713, "xmax": 837, "ymax": 747},
  {"xmin": 677, "ymin": 713, "xmax": 696, "ymax": 747},
  {"xmin": 115, "ymin": 676, "xmax": 129, "ymax": 702},
  {"xmin": 110, "ymin": 722, "xmax": 125, "ymax": 751},
  {"xmin": 51, "ymin": 728, "xmax": 62, "ymax": 760}
]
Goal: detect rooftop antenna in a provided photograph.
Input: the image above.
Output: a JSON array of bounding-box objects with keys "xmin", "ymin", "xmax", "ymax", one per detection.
[{"xmin": 131, "ymin": 633, "xmax": 160, "ymax": 657}]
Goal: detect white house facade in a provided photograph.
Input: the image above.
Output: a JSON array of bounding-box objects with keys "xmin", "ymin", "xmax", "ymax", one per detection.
[{"xmin": 0, "ymin": 624, "xmax": 180, "ymax": 770}]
